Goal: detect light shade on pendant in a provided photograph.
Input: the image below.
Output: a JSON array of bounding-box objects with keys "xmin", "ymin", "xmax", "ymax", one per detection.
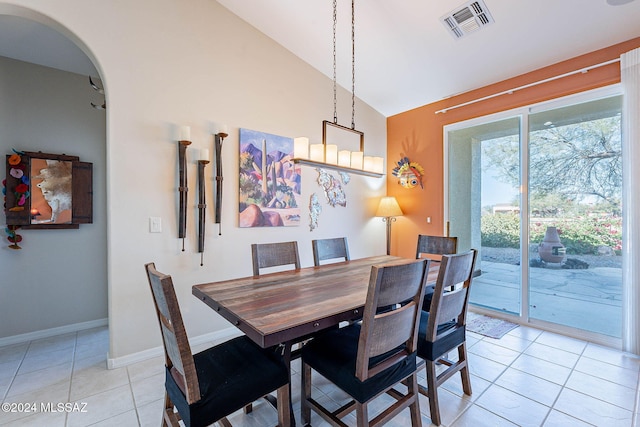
[
  {"xmin": 294, "ymin": 137, "xmax": 309, "ymax": 160},
  {"xmin": 338, "ymin": 150, "xmax": 351, "ymax": 167},
  {"xmin": 350, "ymin": 151, "xmax": 364, "ymax": 170},
  {"xmin": 325, "ymin": 144, "xmax": 338, "ymax": 164},
  {"xmin": 309, "ymin": 144, "xmax": 325, "ymax": 162}
]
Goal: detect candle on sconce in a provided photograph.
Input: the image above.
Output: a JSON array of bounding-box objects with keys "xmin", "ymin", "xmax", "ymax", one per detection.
[
  {"xmin": 338, "ymin": 150, "xmax": 351, "ymax": 167},
  {"xmin": 350, "ymin": 151, "xmax": 364, "ymax": 170},
  {"xmin": 309, "ymin": 144, "xmax": 325, "ymax": 162},
  {"xmin": 220, "ymin": 125, "xmax": 229, "ymax": 135},
  {"xmin": 179, "ymin": 125, "xmax": 191, "ymax": 141},
  {"xmin": 294, "ymin": 137, "xmax": 309, "ymax": 159},
  {"xmin": 199, "ymin": 148, "xmax": 210, "ymax": 161},
  {"xmin": 325, "ymin": 144, "xmax": 338, "ymax": 164},
  {"xmin": 373, "ymin": 156, "xmax": 384, "ymax": 174}
]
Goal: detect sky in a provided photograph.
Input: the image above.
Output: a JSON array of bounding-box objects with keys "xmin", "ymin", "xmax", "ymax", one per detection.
[{"xmin": 482, "ymin": 171, "xmax": 519, "ymax": 207}]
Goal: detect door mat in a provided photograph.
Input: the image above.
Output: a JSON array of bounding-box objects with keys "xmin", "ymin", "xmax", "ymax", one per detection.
[{"xmin": 467, "ymin": 314, "xmax": 518, "ymax": 339}]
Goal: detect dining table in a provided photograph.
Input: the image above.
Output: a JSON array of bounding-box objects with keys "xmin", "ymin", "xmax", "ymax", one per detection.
[
  {"xmin": 192, "ymin": 255, "xmax": 440, "ymax": 360},
  {"xmin": 192, "ymin": 254, "xmax": 439, "ymax": 425}
]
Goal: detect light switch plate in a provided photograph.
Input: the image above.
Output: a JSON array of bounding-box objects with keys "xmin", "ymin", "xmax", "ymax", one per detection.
[{"xmin": 149, "ymin": 217, "xmax": 162, "ymax": 233}]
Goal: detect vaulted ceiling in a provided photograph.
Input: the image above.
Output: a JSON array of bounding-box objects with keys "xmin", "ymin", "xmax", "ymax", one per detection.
[
  {"xmin": 1, "ymin": 0, "xmax": 640, "ymax": 117},
  {"xmin": 217, "ymin": 0, "xmax": 640, "ymax": 116}
]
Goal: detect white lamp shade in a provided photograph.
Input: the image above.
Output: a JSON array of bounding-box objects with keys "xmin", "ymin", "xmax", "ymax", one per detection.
[
  {"xmin": 309, "ymin": 144, "xmax": 325, "ymax": 162},
  {"xmin": 363, "ymin": 156, "xmax": 374, "ymax": 171},
  {"xmin": 338, "ymin": 150, "xmax": 351, "ymax": 167},
  {"xmin": 325, "ymin": 144, "xmax": 338, "ymax": 164},
  {"xmin": 376, "ymin": 196, "xmax": 403, "ymax": 217},
  {"xmin": 350, "ymin": 151, "xmax": 364, "ymax": 169},
  {"xmin": 294, "ymin": 137, "xmax": 309, "ymax": 159},
  {"xmin": 372, "ymin": 157, "xmax": 384, "ymax": 174}
]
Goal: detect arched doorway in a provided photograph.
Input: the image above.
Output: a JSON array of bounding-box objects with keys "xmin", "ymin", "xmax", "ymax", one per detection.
[{"xmin": 0, "ymin": 8, "xmax": 108, "ymax": 347}]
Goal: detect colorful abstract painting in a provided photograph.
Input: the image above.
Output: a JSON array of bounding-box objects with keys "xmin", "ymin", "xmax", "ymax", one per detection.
[{"xmin": 239, "ymin": 128, "xmax": 301, "ymax": 227}]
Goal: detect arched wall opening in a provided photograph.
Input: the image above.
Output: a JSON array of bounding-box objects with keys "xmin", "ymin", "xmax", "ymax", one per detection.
[{"xmin": 0, "ymin": 5, "xmax": 109, "ymax": 346}]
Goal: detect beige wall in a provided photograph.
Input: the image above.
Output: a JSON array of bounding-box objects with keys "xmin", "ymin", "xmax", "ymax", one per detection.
[{"xmin": 0, "ymin": 0, "xmax": 387, "ymax": 361}]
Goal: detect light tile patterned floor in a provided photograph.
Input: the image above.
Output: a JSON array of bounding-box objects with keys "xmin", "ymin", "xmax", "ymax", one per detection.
[{"xmin": 1, "ymin": 324, "xmax": 639, "ymax": 426}]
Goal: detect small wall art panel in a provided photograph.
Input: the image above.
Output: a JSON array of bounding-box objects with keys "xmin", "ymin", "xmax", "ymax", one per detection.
[
  {"xmin": 238, "ymin": 129, "xmax": 301, "ymax": 227},
  {"xmin": 4, "ymin": 151, "xmax": 93, "ymax": 229}
]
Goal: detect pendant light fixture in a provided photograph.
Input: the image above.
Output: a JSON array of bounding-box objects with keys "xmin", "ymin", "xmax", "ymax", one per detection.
[{"xmin": 293, "ymin": 0, "xmax": 384, "ymax": 177}]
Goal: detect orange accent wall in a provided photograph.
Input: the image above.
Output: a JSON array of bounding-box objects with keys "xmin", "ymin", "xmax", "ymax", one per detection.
[{"xmin": 386, "ymin": 37, "xmax": 640, "ymax": 259}]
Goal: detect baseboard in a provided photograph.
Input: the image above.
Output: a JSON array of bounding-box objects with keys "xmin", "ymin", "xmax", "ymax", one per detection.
[
  {"xmin": 0, "ymin": 318, "xmax": 108, "ymax": 347},
  {"xmin": 107, "ymin": 327, "xmax": 241, "ymax": 369}
]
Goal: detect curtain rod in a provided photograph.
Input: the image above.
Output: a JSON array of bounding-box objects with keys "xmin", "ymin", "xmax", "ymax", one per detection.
[{"xmin": 435, "ymin": 58, "xmax": 621, "ymax": 114}]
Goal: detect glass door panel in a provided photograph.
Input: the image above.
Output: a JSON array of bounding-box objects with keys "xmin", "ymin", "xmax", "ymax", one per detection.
[
  {"xmin": 528, "ymin": 97, "xmax": 623, "ymax": 337},
  {"xmin": 447, "ymin": 93, "xmax": 623, "ymax": 339},
  {"xmin": 448, "ymin": 117, "xmax": 522, "ymax": 315}
]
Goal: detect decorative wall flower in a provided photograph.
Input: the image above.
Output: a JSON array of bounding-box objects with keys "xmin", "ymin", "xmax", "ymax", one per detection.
[
  {"xmin": 5, "ymin": 226, "xmax": 22, "ymax": 250},
  {"xmin": 11, "ymin": 182, "xmax": 29, "ymax": 210},
  {"xmin": 10, "ymin": 168, "xmax": 23, "ymax": 179},
  {"xmin": 4, "ymin": 149, "xmax": 29, "ymax": 248},
  {"xmin": 8, "ymin": 153, "xmax": 21, "ymax": 166},
  {"xmin": 15, "ymin": 183, "xmax": 28, "ymax": 194}
]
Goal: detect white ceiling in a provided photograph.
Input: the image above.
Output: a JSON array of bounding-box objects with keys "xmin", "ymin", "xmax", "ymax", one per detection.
[
  {"xmin": 216, "ymin": 0, "xmax": 640, "ymax": 116},
  {"xmin": 1, "ymin": 1, "xmax": 640, "ymax": 117}
]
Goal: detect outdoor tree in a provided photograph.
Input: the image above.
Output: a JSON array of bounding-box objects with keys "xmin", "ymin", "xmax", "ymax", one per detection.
[{"xmin": 483, "ymin": 116, "xmax": 622, "ymax": 209}]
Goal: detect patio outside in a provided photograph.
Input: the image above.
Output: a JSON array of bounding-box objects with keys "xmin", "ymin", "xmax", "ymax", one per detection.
[{"xmin": 471, "ymin": 246, "xmax": 622, "ymax": 338}]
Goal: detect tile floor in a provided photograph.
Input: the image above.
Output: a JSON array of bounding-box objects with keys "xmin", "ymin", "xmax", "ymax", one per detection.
[{"xmin": 1, "ymin": 323, "xmax": 639, "ymax": 426}]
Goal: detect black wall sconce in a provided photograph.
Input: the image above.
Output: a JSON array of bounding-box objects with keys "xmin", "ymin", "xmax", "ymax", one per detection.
[
  {"xmin": 213, "ymin": 128, "xmax": 227, "ymax": 235},
  {"xmin": 197, "ymin": 148, "xmax": 209, "ymax": 266},
  {"xmin": 178, "ymin": 126, "xmax": 191, "ymax": 251}
]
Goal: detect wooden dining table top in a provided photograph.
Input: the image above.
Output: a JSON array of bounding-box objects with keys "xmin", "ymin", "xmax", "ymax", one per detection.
[{"xmin": 192, "ymin": 255, "xmax": 439, "ymax": 349}]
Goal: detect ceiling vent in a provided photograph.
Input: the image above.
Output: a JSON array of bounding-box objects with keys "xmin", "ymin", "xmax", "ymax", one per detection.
[{"xmin": 441, "ymin": 0, "xmax": 494, "ymax": 39}]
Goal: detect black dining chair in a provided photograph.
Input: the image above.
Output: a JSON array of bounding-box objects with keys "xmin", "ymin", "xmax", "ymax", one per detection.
[
  {"xmin": 311, "ymin": 237, "xmax": 350, "ymax": 266},
  {"xmin": 415, "ymin": 235, "xmax": 458, "ymax": 261},
  {"xmin": 251, "ymin": 241, "xmax": 301, "ymax": 276},
  {"xmin": 144, "ymin": 262, "xmax": 291, "ymax": 427},
  {"xmin": 301, "ymin": 258, "xmax": 430, "ymax": 427},
  {"xmin": 417, "ymin": 250, "xmax": 477, "ymax": 426},
  {"xmin": 416, "ymin": 234, "xmax": 458, "ymax": 311}
]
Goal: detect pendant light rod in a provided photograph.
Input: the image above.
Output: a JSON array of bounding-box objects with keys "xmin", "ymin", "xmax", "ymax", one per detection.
[
  {"xmin": 332, "ymin": 0, "xmax": 357, "ymax": 130},
  {"xmin": 332, "ymin": 0, "xmax": 338, "ymax": 124},
  {"xmin": 351, "ymin": 0, "xmax": 356, "ymax": 130},
  {"xmin": 294, "ymin": 0, "xmax": 382, "ymax": 178}
]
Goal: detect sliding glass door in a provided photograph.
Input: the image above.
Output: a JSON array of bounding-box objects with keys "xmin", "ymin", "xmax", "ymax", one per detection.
[
  {"xmin": 527, "ymin": 96, "xmax": 622, "ymax": 336},
  {"xmin": 448, "ymin": 117, "xmax": 523, "ymax": 315},
  {"xmin": 446, "ymin": 90, "xmax": 623, "ymax": 339}
]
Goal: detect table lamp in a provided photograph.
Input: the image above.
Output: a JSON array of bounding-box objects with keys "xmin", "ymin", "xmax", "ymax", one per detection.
[{"xmin": 376, "ymin": 196, "xmax": 403, "ymax": 255}]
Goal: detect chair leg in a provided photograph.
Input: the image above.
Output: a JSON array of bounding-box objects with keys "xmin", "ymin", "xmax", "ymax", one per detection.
[
  {"xmin": 458, "ymin": 343, "xmax": 472, "ymax": 396},
  {"xmin": 162, "ymin": 392, "xmax": 180, "ymax": 427},
  {"xmin": 301, "ymin": 362, "xmax": 312, "ymax": 425},
  {"xmin": 243, "ymin": 403, "xmax": 253, "ymax": 414},
  {"xmin": 408, "ymin": 373, "xmax": 422, "ymax": 427},
  {"xmin": 355, "ymin": 401, "xmax": 368, "ymax": 427},
  {"xmin": 426, "ymin": 361, "xmax": 441, "ymax": 426},
  {"xmin": 277, "ymin": 383, "xmax": 292, "ymax": 427}
]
